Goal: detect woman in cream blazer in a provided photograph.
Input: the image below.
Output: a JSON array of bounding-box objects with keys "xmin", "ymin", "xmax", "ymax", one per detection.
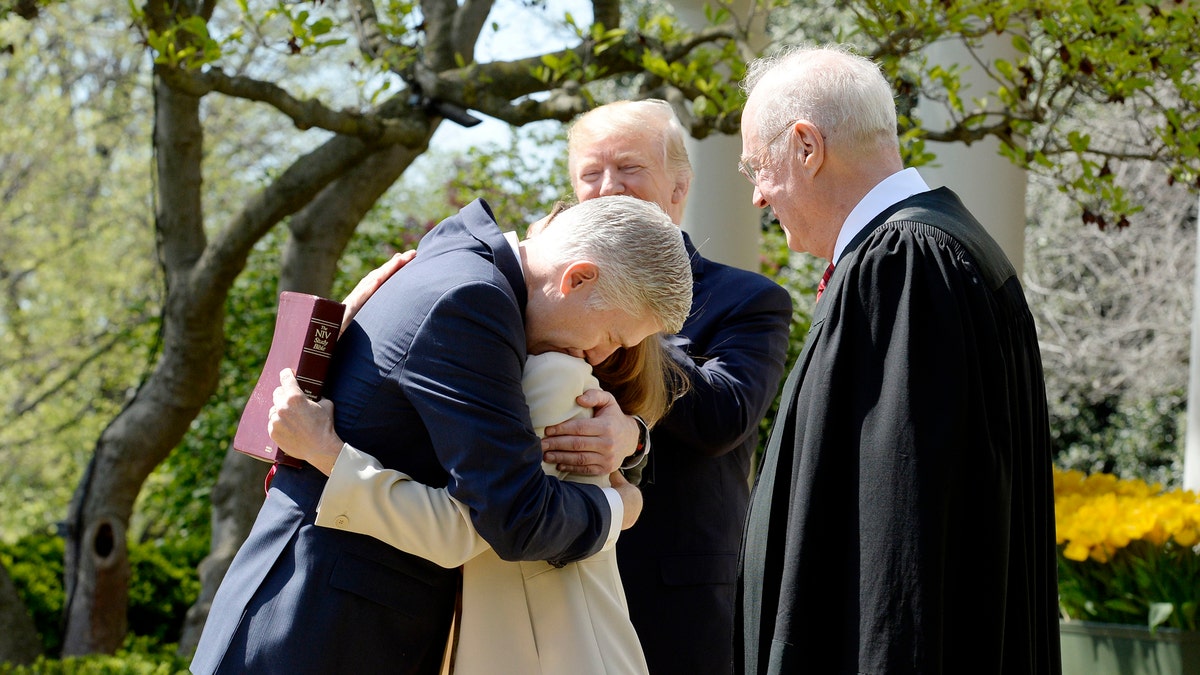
[{"xmin": 311, "ymin": 349, "xmax": 669, "ymax": 674}]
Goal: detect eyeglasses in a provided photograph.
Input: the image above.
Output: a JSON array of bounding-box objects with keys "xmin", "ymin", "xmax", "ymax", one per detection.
[{"xmin": 737, "ymin": 119, "xmax": 801, "ymax": 185}]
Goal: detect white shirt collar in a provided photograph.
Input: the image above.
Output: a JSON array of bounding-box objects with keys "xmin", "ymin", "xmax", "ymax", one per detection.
[
  {"xmin": 504, "ymin": 230, "xmax": 523, "ymax": 272},
  {"xmin": 832, "ymin": 167, "xmax": 930, "ymax": 264}
]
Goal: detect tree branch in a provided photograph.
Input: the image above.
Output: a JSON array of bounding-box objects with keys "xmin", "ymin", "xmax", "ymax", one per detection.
[
  {"xmin": 413, "ymin": 26, "xmax": 737, "ymax": 126},
  {"xmin": 452, "ymin": 0, "xmax": 494, "ymax": 63},
  {"xmin": 421, "ymin": 0, "xmax": 459, "ymax": 71},
  {"xmin": 155, "ymin": 66, "xmax": 430, "ymax": 145},
  {"xmin": 347, "ymin": 0, "xmax": 390, "ymax": 64},
  {"xmin": 592, "ymin": 0, "xmax": 619, "ymax": 30}
]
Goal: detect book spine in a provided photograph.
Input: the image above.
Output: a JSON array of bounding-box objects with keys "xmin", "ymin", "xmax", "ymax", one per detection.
[
  {"xmin": 233, "ymin": 292, "xmax": 345, "ymax": 466},
  {"xmin": 294, "ymin": 307, "xmax": 340, "ymax": 400},
  {"xmin": 272, "ymin": 300, "xmax": 341, "ymax": 468}
]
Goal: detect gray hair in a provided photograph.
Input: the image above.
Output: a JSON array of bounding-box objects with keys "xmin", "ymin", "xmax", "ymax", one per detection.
[
  {"xmin": 741, "ymin": 45, "xmax": 899, "ymax": 155},
  {"xmin": 568, "ymin": 99, "xmax": 694, "ymax": 188},
  {"xmin": 538, "ymin": 195, "xmax": 692, "ymax": 334}
]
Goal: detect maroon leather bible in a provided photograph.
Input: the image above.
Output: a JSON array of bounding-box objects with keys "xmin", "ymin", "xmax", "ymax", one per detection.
[{"xmin": 233, "ymin": 292, "xmax": 344, "ymax": 464}]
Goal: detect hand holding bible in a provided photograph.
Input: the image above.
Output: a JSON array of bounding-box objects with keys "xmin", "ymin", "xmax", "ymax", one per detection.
[{"xmin": 267, "ymin": 368, "xmax": 344, "ymax": 476}]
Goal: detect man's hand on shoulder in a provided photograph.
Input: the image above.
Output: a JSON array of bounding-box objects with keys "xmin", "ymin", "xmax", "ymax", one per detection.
[{"xmin": 541, "ymin": 388, "xmax": 640, "ymax": 476}]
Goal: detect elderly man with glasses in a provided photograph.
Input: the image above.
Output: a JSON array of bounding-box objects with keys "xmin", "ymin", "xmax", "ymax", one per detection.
[{"xmin": 735, "ymin": 46, "xmax": 1061, "ymax": 675}]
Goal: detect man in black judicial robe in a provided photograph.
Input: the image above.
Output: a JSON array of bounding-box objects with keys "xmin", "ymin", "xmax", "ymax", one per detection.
[{"xmin": 734, "ymin": 47, "xmax": 1061, "ymax": 674}]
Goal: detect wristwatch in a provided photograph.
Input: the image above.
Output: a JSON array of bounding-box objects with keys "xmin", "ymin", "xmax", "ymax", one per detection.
[{"xmin": 621, "ymin": 415, "xmax": 652, "ymax": 470}]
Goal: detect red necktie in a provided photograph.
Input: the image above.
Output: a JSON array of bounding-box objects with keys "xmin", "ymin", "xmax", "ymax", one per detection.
[{"xmin": 816, "ymin": 263, "xmax": 834, "ymax": 301}]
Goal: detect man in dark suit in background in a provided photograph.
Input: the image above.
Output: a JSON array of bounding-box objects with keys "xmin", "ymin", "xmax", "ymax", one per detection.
[
  {"xmin": 190, "ymin": 195, "xmax": 694, "ymax": 675},
  {"xmin": 734, "ymin": 46, "xmax": 1061, "ymax": 674},
  {"xmin": 541, "ymin": 100, "xmax": 793, "ymax": 675}
]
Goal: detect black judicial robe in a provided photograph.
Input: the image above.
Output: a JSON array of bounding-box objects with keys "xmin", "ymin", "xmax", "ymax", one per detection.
[{"xmin": 738, "ymin": 188, "xmax": 1061, "ymax": 675}]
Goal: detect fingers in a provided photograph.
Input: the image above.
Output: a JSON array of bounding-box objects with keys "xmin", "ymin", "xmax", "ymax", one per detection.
[
  {"xmin": 527, "ymin": 213, "xmax": 553, "ymax": 237},
  {"xmin": 543, "ymin": 445, "xmax": 620, "ymax": 475},
  {"xmin": 543, "ymin": 414, "xmax": 633, "ymax": 474},
  {"xmin": 576, "ymin": 388, "xmax": 619, "ymax": 412},
  {"xmin": 540, "ymin": 424, "xmax": 591, "ymax": 450},
  {"xmin": 269, "ymin": 369, "xmax": 336, "ymax": 435},
  {"xmin": 266, "ymin": 386, "xmax": 341, "ymax": 476},
  {"xmin": 279, "ymin": 367, "xmax": 297, "ymax": 387},
  {"xmin": 273, "ymin": 368, "xmax": 306, "ymax": 406},
  {"xmin": 548, "ymin": 452, "xmax": 607, "ymax": 476},
  {"xmin": 393, "ymin": 248, "xmax": 417, "ymax": 266},
  {"xmin": 365, "ymin": 251, "xmax": 415, "ymax": 293}
]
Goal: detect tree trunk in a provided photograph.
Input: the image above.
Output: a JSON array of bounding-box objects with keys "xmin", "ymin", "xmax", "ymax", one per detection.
[
  {"xmin": 61, "ymin": 73, "xmax": 221, "ymax": 656},
  {"xmin": 60, "ymin": 288, "xmax": 226, "ymax": 655},
  {"xmin": 60, "ymin": 357, "xmax": 222, "ymax": 654},
  {"xmin": 178, "ymin": 140, "xmax": 433, "ymax": 654}
]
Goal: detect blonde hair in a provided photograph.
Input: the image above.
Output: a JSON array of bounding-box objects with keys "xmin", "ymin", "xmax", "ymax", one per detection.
[{"xmin": 592, "ymin": 337, "xmax": 687, "ymax": 426}]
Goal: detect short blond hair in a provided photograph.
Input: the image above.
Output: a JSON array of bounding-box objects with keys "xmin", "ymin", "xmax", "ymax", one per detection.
[
  {"xmin": 537, "ymin": 195, "xmax": 692, "ymax": 334},
  {"xmin": 592, "ymin": 337, "xmax": 687, "ymax": 427}
]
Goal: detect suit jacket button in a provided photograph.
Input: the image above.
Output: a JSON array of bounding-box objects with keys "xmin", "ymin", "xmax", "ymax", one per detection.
[{"xmin": 333, "ymin": 515, "xmax": 349, "ymax": 528}]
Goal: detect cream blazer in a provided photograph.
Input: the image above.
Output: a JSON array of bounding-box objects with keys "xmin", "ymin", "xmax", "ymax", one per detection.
[{"xmin": 314, "ymin": 352, "xmax": 649, "ymax": 675}]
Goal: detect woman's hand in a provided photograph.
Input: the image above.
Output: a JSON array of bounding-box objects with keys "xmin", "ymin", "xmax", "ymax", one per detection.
[{"xmin": 609, "ymin": 470, "xmax": 643, "ymax": 530}]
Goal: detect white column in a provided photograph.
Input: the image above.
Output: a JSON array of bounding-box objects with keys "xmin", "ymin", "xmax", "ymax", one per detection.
[
  {"xmin": 1185, "ymin": 195, "xmax": 1200, "ymax": 490},
  {"xmin": 916, "ymin": 36, "xmax": 1027, "ymax": 275},
  {"xmin": 679, "ymin": 136, "xmax": 762, "ymax": 269},
  {"xmin": 670, "ymin": 0, "xmax": 763, "ymax": 271}
]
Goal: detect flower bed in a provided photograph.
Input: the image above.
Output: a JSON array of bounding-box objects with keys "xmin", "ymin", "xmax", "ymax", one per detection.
[{"xmin": 1054, "ymin": 468, "xmax": 1200, "ymax": 631}]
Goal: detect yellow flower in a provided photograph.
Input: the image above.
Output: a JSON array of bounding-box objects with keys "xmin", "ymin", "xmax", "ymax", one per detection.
[
  {"xmin": 1055, "ymin": 468, "xmax": 1200, "ymax": 630},
  {"xmin": 1063, "ymin": 540, "xmax": 1091, "ymax": 562},
  {"xmin": 1054, "ymin": 468, "xmax": 1200, "ymax": 558}
]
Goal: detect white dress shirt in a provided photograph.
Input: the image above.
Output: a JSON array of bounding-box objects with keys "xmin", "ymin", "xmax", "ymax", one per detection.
[{"xmin": 833, "ymin": 167, "xmax": 931, "ymax": 265}]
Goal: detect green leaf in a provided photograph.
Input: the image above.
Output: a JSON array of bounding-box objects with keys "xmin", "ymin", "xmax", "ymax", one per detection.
[
  {"xmin": 310, "ymin": 17, "xmax": 334, "ymax": 37},
  {"xmin": 1066, "ymin": 130, "xmax": 1091, "ymax": 154},
  {"xmin": 1101, "ymin": 597, "xmax": 1143, "ymax": 616}
]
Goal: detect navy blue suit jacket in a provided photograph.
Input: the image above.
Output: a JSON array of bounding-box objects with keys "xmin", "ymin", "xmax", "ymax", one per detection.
[
  {"xmin": 192, "ymin": 199, "xmax": 612, "ymax": 675},
  {"xmin": 617, "ymin": 232, "xmax": 792, "ymax": 675}
]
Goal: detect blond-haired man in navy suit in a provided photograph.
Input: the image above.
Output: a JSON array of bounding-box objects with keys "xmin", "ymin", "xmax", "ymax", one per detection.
[{"xmin": 191, "ymin": 195, "xmax": 693, "ymax": 675}]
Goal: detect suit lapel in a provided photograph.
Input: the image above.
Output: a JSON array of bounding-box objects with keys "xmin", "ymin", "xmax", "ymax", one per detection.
[{"xmin": 680, "ymin": 230, "xmax": 706, "ymax": 281}]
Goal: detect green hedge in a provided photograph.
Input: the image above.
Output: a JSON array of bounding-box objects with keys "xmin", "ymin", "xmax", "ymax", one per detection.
[{"xmin": 0, "ymin": 532, "xmax": 204, "ymax": 661}]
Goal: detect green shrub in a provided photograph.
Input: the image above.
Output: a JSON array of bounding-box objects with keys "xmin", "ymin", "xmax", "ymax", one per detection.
[
  {"xmin": 1052, "ymin": 390, "xmax": 1186, "ymax": 489},
  {"xmin": 0, "ymin": 643, "xmax": 189, "ymax": 674},
  {"xmin": 0, "ymin": 529, "xmax": 65, "ymax": 656},
  {"xmin": 0, "ymin": 533, "xmax": 205, "ymax": 658},
  {"xmin": 126, "ymin": 539, "xmax": 205, "ymax": 644}
]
